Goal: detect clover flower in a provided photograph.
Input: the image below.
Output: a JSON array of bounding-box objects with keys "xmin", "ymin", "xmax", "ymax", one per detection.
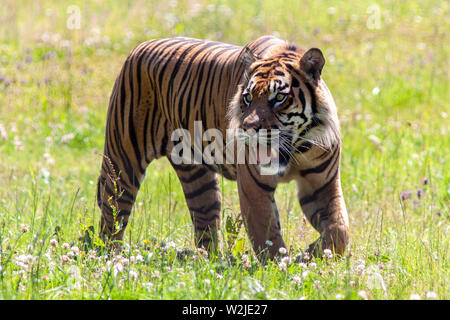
[
  {"xmin": 135, "ymin": 254, "xmax": 144, "ymax": 263},
  {"xmin": 70, "ymin": 246, "xmax": 79, "ymax": 256},
  {"xmin": 61, "ymin": 255, "xmax": 71, "ymax": 264},
  {"xmin": 335, "ymin": 293, "xmax": 345, "ymax": 300},
  {"xmin": 358, "ymin": 290, "xmax": 369, "ymax": 300},
  {"xmin": 426, "ymin": 291, "xmax": 438, "ymax": 300},
  {"xmin": 129, "ymin": 270, "xmax": 138, "ymax": 280},
  {"xmin": 281, "ymin": 256, "xmax": 292, "ymax": 266},
  {"xmin": 292, "ymin": 276, "xmax": 302, "ymax": 285},
  {"xmin": 313, "ymin": 280, "xmax": 321, "ymax": 289},
  {"xmin": 113, "ymin": 262, "xmax": 123, "ymax": 277},
  {"xmin": 241, "ymin": 254, "xmax": 251, "ymax": 269},
  {"xmin": 49, "ymin": 239, "xmax": 58, "ymax": 247},
  {"xmin": 323, "ymin": 249, "xmax": 333, "ymax": 259},
  {"xmin": 121, "ymin": 257, "xmax": 130, "ymax": 266},
  {"xmin": 278, "ymin": 261, "xmax": 287, "ymax": 272}
]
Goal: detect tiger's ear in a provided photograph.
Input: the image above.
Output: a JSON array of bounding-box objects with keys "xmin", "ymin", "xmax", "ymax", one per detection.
[
  {"xmin": 242, "ymin": 47, "xmax": 260, "ymax": 68},
  {"xmin": 300, "ymin": 48, "xmax": 325, "ymax": 84}
]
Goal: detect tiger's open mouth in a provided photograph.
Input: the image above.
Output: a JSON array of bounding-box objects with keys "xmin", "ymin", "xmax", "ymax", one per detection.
[
  {"xmin": 255, "ymin": 144, "xmax": 274, "ymax": 165},
  {"xmin": 239, "ymin": 129, "xmax": 292, "ymax": 176},
  {"xmin": 255, "ymin": 140, "xmax": 292, "ymax": 176},
  {"xmin": 258, "ymin": 145, "xmax": 291, "ymax": 176}
]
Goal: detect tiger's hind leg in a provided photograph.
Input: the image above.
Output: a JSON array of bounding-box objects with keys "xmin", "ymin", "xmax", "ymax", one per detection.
[
  {"xmin": 97, "ymin": 152, "xmax": 151, "ymax": 246},
  {"xmin": 170, "ymin": 161, "xmax": 222, "ymax": 253}
]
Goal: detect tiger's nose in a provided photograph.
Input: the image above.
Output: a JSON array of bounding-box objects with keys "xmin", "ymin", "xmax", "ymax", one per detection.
[{"xmin": 241, "ymin": 121, "xmax": 262, "ymax": 132}]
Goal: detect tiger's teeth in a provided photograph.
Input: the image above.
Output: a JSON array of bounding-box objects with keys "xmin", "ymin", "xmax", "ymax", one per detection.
[{"xmin": 257, "ymin": 146, "xmax": 274, "ymax": 165}]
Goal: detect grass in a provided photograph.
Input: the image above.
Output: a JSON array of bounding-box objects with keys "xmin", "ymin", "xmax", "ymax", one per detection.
[{"xmin": 0, "ymin": 0, "xmax": 448, "ymax": 300}]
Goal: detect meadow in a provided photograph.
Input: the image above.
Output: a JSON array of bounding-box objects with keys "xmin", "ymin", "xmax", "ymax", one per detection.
[{"xmin": 0, "ymin": 0, "xmax": 448, "ymax": 300}]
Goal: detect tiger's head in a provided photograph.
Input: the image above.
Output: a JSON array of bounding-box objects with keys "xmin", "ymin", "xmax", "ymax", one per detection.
[{"xmin": 228, "ymin": 43, "xmax": 340, "ymax": 176}]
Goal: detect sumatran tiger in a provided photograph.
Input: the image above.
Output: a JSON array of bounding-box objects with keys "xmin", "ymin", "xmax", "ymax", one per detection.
[{"xmin": 96, "ymin": 36, "xmax": 349, "ymax": 260}]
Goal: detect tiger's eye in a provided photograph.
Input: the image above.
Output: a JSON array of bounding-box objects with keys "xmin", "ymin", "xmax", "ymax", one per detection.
[
  {"xmin": 243, "ymin": 93, "xmax": 253, "ymax": 105},
  {"xmin": 276, "ymin": 93, "xmax": 285, "ymax": 101}
]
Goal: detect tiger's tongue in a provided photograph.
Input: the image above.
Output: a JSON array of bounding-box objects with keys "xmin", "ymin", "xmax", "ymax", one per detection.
[{"xmin": 257, "ymin": 146, "xmax": 273, "ymax": 165}]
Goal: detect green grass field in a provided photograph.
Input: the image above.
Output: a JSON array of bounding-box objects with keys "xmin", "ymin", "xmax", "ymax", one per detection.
[{"xmin": 0, "ymin": 0, "xmax": 448, "ymax": 300}]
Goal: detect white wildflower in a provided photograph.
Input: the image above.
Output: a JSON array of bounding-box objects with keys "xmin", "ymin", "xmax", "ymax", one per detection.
[
  {"xmin": 292, "ymin": 276, "xmax": 302, "ymax": 286},
  {"xmin": 426, "ymin": 291, "xmax": 438, "ymax": 300},
  {"xmin": 88, "ymin": 250, "xmax": 97, "ymax": 259},
  {"xmin": 313, "ymin": 280, "xmax": 321, "ymax": 289},
  {"xmin": 143, "ymin": 282, "xmax": 154, "ymax": 289},
  {"xmin": 241, "ymin": 254, "xmax": 251, "ymax": 269},
  {"xmin": 49, "ymin": 238, "xmax": 58, "ymax": 247},
  {"xmin": 129, "ymin": 270, "xmax": 138, "ymax": 280},
  {"xmin": 281, "ymin": 256, "xmax": 292, "ymax": 266},
  {"xmin": 358, "ymin": 290, "xmax": 369, "ymax": 300},
  {"xmin": 323, "ymin": 249, "xmax": 333, "ymax": 259},
  {"xmin": 121, "ymin": 257, "xmax": 130, "ymax": 266},
  {"xmin": 61, "ymin": 133, "xmax": 75, "ymax": 143},
  {"xmin": 70, "ymin": 246, "xmax": 79, "ymax": 256},
  {"xmin": 113, "ymin": 262, "xmax": 123, "ymax": 277},
  {"xmin": 278, "ymin": 261, "xmax": 287, "ymax": 272},
  {"xmin": 166, "ymin": 241, "xmax": 176, "ymax": 249},
  {"xmin": 151, "ymin": 270, "xmax": 160, "ymax": 279},
  {"xmin": 372, "ymin": 87, "xmax": 380, "ymax": 95}
]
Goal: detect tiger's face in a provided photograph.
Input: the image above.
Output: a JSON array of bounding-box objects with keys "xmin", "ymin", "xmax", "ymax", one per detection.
[{"xmin": 229, "ymin": 45, "xmax": 340, "ymax": 176}]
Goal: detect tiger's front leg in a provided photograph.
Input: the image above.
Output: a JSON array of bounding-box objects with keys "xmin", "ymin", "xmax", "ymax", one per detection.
[
  {"xmin": 170, "ymin": 162, "xmax": 222, "ymax": 253},
  {"xmin": 296, "ymin": 145, "xmax": 349, "ymax": 257},
  {"xmin": 236, "ymin": 164, "xmax": 286, "ymax": 261}
]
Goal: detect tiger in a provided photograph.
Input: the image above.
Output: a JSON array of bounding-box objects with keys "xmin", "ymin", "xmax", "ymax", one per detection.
[{"xmin": 96, "ymin": 35, "xmax": 349, "ymax": 260}]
